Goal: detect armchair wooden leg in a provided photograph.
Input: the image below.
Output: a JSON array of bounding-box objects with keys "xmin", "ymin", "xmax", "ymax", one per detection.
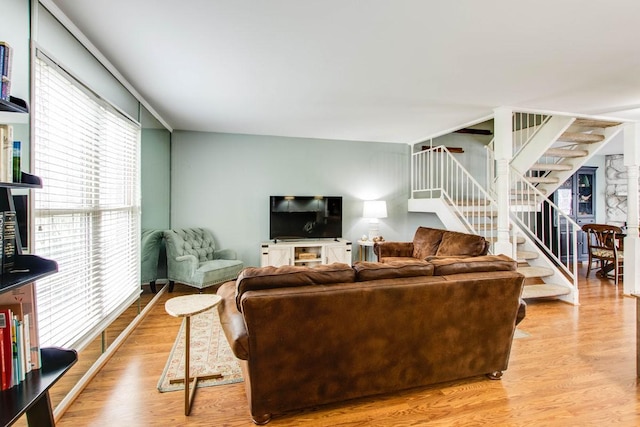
[
  {"xmin": 169, "ymin": 280, "xmax": 175, "ymax": 293},
  {"xmin": 149, "ymin": 280, "xmax": 157, "ymax": 294}
]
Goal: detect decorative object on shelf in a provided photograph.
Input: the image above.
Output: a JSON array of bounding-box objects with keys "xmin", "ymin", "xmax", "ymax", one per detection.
[
  {"xmin": 363, "ymin": 200, "xmax": 387, "ymax": 241},
  {"xmin": 372, "ymin": 236, "xmax": 385, "ymax": 243}
]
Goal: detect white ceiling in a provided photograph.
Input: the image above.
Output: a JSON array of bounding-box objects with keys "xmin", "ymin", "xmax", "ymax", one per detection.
[{"xmin": 50, "ymin": 0, "xmax": 640, "ymax": 149}]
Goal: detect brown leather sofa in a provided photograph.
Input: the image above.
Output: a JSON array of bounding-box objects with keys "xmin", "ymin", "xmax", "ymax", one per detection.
[
  {"xmin": 217, "ymin": 255, "xmax": 525, "ymax": 424},
  {"xmin": 375, "ymin": 226, "xmax": 490, "ymax": 262}
]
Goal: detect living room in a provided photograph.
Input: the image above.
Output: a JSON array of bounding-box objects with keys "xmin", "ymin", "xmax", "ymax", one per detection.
[{"xmin": 2, "ymin": 1, "xmax": 640, "ymax": 426}]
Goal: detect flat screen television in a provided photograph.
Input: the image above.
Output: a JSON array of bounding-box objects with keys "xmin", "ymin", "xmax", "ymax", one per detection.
[{"xmin": 269, "ymin": 196, "xmax": 342, "ymax": 241}]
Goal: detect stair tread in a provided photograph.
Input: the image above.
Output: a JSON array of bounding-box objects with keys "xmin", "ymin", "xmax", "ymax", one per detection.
[
  {"xmin": 573, "ymin": 118, "xmax": 621, "ymax": 128},
  {"xmin": 511, "ymin": 189, "xmax": 547, "ymax": 195},
  {"xmin": 488, "ymin": 235, "xmax": 525, "ymax": 244},
  {"xmin": 517, "ymin": 250, "xmax": 538, "ymax": 261},
  {"xmin": 545, "ymin": 148, "xmax": 589, "ymax": 158},
  {"xmin": 450, "ymin": 200, "xmax": 491, "ymax": 206},
  {"xmin": 559, "ymin": 131, "xmax": 605, "ymax": 143},
  {"xmin": 527, "ymin": 176, "xmax": 559, "ymax": 184},
  {"xmin": 462, "ymin": 210, "xmax": 498, "ymax": 217},
  {"xmin": 517, "ymin": 266, "xmax": 554, "ymax": 278},
  {"xmin": 530, "ymin": 163, "xmax": 573, "ymax": 171},
  {"xmin": 522, "ymin": 283, "xmax": 571, "ymax": 299}
]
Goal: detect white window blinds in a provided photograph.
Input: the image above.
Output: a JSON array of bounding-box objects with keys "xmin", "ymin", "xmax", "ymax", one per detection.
[{"xmin": 33, "ymin": 53, "xmax": 141, "ymax": 350}]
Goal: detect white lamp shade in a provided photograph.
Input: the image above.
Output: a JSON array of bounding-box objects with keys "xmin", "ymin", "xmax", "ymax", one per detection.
[{"xmin": 363, "ymin": 200, "xmax": 387, "ymax": 219}]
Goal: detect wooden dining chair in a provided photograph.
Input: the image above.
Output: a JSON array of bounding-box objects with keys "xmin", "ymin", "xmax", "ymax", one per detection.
[{"xmin": 582, "ymin": 224, "xmax": 624, "ymax": 285}]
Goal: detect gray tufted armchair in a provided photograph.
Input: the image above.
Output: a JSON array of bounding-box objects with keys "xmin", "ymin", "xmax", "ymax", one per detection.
[
  {"xmin": 164, "ymin": 228, "xmax": 244, "ymax": 292},
  {"xmin": 141, "ymin": 229, "xmax": 164, "ymax": 293}
]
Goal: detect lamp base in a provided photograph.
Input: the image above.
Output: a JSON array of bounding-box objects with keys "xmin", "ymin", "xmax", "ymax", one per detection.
[{"xmin": 368, "ymin": 221, "xmax": 380, "ymax": 241}]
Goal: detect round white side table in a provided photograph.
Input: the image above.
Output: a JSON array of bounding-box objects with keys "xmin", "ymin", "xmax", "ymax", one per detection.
[{"xmin": 165, "ymin": 293, "xmax": 222, "ymax": 415}]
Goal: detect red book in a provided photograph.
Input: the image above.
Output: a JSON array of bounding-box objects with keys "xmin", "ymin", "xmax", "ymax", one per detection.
[{"xmin": 0, "ymin": 308, "xmax": 13, "ymax": 390}]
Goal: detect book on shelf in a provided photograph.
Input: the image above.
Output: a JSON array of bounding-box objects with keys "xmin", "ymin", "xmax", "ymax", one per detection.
[
  {"xmin": 0, "ymin": 285, "xmax": 40, "ymax": 374},
  {"xmin": 12, "ymin": 140, "xmax": 21, "ymax": 183},
  {"xmin": 0, "ymin": 124, "xmax": 14, "ymax": 182},
  {"xmin": 0, "ymin": 297, "xmax": 38, "ymax": 390},
  {"xmin": 0, "ymin": 308, "xmax": 12, "ymax": 390},
  {"xmin": 2, "ymin": 210, "xmax": 16, "ymax": 274},
  {"xmin": 0, "ymin": 42, "xmax": 12, "ymax": 101}
]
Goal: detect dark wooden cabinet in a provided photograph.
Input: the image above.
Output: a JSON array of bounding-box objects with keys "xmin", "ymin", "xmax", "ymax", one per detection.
[{"xmin": 552, "ymin": 166, "xmax": 597, "ymax": 263}]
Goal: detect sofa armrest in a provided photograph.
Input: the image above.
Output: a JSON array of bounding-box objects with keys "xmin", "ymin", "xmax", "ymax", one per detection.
[
  {"xmin": 214, "ymin": 248, "xmax": 237, "ymax": 260},
  {"xmin": 516, "ymin": 299, "xmax": 526, "ymax": 326},
  {"xmin": 216, "ymin": 281, "xmax": 249, "ymax": 360},
  {"xmin": 169, "ymin": 254, "xmax": 198, "ymax": 280},
  {"xmin": 374, "ymin": 242, "xmax": 414, "ymax": 260}
]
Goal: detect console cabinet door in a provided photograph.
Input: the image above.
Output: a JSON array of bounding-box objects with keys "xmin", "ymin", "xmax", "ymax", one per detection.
[
  {"xmin": 325, "ymin": 244, "xmax": 352, "ymax": 266},
  {"xmin": 267, "ymin": 246, "xmax": 291, "ymax": 267}
]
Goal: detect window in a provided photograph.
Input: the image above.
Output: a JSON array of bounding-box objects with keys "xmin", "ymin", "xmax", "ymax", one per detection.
[{"xmin": 32, "ymin": 52, "xmax": 141, "ymax": 350}]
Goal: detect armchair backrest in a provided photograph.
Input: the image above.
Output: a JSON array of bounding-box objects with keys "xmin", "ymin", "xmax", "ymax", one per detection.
[
  {"xmin": 412, "ymin": 227, "xmax": 445, "ymax": 259},
  {"xmin": 412, "ymin": 226, "xmax": 489, "ymax": 259},
  {"xmin": 164, "ymin": 228, "xmax": 217, "ymax": 262}
]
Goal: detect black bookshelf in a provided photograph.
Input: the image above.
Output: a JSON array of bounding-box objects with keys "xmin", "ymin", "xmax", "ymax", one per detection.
[
  {"xmin": 0, "ymin": 347, "xmax": 77, "ymax": 426},
  {"xmin": 0, "ymin": 98, "xmax": 28, "ymax": 114},
  {"xmin": 0, "ymin": 180, "xmax": 76, "ymax": 427}
]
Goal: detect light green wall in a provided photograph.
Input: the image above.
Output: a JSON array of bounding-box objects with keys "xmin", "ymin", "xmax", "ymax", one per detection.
[
  {"xmin": 170, "ymin": 131, "xmax": 442, "ymax": 266},
  {"xmin": 141, "ymin": 128, "xmax": 171, "ymax": 229}
]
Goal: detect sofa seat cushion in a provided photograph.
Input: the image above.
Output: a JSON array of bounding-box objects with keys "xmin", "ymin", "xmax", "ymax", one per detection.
[
  {"xmin": 235, "ymin": 263, "xmax": 355, "ymax": 310},
  {"xmin": 193, "ymin": 259, "xmax": 244, "ymax": 284},
  {"xmin": 430, "ymin": 254, "xmax": 517, "ymax": 276},
  {"xmin": 353, "ymin": 260, "xmax": 434, "ymax": 281},
  {"xmin": 435, "ymin": 230, "xmax": 489, "ymax": 257}
]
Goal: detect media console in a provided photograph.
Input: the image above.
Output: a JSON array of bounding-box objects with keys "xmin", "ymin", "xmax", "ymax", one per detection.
[{"xmin": 260, "ymin": 239, "xmax": 352, "ymax": 267}]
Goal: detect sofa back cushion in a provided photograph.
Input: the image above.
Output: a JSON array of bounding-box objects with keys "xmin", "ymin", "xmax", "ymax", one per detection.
[
  {"xmin": 430, "ymin": 254, "xmax": 516, "ymax": 276},
  {"xmin": 353, "ymin": 260, "xmax": 434, "ymax": 281},
  {"xmin": 412, "ymin": 227, "xmax": 445, "ymax": 259},
  {"xmin": 235, "ymin": 263, "xmax": 355, "ymax": 310},
  {"xmin": 435, "ymin": 230, "xmax": 489, "ymax": 257}
]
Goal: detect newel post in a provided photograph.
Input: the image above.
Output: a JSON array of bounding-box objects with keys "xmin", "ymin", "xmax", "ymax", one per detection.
[
  {"xmin": 624, "ymin": 121, "xmax": 640, "ymax": 295},
  {"xmin": 493, "ymin": 107, "xmax": 513, "ymax": 257}
]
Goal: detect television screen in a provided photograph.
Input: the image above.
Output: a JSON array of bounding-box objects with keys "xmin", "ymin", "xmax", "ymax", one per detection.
[{"xmin": 270, "ymin": 196, "xmax": 342, "ymax": 240}]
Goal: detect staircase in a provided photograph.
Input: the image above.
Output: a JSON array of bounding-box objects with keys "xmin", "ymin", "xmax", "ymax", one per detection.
[
  {"xmin": 410, "ymin": 111, "xmax": 625, "ymax": 305},
  {"xmin": 512, "ymin": 115, "xmax": 623, "ymax": 196}
]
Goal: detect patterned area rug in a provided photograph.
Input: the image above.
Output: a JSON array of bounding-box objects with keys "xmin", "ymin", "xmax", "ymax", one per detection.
[{"xmin": 157, "ymin": 307, "xmax": 243, "ymax": 392}]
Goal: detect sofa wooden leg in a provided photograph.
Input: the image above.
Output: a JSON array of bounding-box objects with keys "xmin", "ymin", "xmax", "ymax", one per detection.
[
  {"xmin": 251, "ymin": 413, "xmax": 272, "ymax": 425},
  {"xmin": 149, "ymin": 280, "xmax": 157, "ymax": 294},
  {"xmin": 168, "ymin": 280, "xmax": 175, "ymax": 293},
  {"xmin": 487, "ymin": 371, "xmax": 503, "ymax": 380}
]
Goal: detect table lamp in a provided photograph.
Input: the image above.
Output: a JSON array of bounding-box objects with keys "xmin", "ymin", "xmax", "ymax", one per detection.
[{"xmin": 363, "ymin": 200, "xmax": 387, "ymax": 240}]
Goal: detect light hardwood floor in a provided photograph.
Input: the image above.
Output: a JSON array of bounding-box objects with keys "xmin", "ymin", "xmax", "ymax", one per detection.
[{"xmin": 35, "ymin": 266, "xmax": 640, "ymax": 426}]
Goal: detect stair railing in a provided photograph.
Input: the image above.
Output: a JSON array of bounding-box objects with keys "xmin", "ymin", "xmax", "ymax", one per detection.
[
  {"xmin": 512, "ymin": 112, "xmax": 550, "ymax": 158},
  {"xmin": 509, "ymin": 166, "xmax": 579, "ymax": 285},
  {"xmin": 412, "ymin": 145, "xmax": 498, "ymax": 243},
  {"xmin": 486, "ymin": 138, "xmax": 496, "ymax": 192}
]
